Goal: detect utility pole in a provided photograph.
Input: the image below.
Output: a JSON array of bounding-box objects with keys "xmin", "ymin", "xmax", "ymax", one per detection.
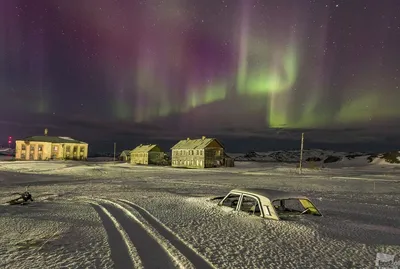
[
  {"xmin": 113, "ymin": 142, "xmax": 116, "ymax": 162},
  {"xmin": 299, "ymin": 132, "xmax": 304, "ymax": 174}
]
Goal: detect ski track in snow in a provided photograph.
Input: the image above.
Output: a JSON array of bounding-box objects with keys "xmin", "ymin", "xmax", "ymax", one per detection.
[
  {"xmin": 88, "ymin": 197, "xmax": 195, "ymax": 269},
  {"xmin": 118, "ymin": 199, "xmax": 215, "ymax": 269},
  {"xmin": 99, "ymin": 202, "xmax": 176, "ymax": 269},
  {"xmin": 90, "ymin": 203, "xmax": 142, "ymax": 269}
]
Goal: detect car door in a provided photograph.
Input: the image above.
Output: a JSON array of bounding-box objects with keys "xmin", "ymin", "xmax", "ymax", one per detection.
[
  {"xmin": 220, "ymin": 192, "xmax": 242, "ymax": 211},
  {"xmin": 238, "ymin": 194, "xmax": 263, "ymax": 217}
]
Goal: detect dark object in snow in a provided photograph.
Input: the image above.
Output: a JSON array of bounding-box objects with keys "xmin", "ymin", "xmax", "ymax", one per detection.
[
  {"xmin": 323, "ymin": 155, "xmax": 341, "ymax": 163},
  {"xmin": 306, "ymin": 157, "xmax": 322, "ymax": 162},
  {"xmin": 7, "ymin": 191, "xmax": 34, "ymax": 205}
]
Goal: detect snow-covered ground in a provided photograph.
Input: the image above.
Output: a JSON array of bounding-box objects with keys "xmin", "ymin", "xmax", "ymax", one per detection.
[{"xmin": 0, "ymin": 160, "xmax": 399, "ymax": 268}]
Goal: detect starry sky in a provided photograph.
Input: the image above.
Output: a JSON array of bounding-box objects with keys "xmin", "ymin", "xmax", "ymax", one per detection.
[{"xmin": 1, "ymin": 0, "xmax": 400, "ymax": 153}]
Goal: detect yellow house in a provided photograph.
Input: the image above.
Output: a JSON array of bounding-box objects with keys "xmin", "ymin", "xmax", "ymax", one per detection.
[
  {"xmin": 15, "ymin": 135, "xmax": 89, "ymax": 161},
  {"xmin": 171, "ymin": 136, "xmax": 226, "ymax": 168},
  {"xmin": 130, "ymin": 144, "xmax": 164, "ymax": 165}
]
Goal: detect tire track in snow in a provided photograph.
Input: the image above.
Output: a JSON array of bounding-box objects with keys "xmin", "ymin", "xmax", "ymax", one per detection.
[
  {"xmin": 118, "ymin": 199, "xmax": 215, "ymax": 269},
  {"xmin": 90, "ymin": 203, "xmax": 142, "ymax": 269},
  {"xmin": 98, "ymin": 202, "xmax": 177, "ymax": 269}
]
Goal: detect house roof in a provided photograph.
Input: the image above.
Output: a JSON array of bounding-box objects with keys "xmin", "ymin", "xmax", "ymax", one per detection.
[
  {"xmin": 171, "ymin": 137, "xmax": 224, "ymax": 150},
  {"xmin": 17, "ymin": 136, "xmax": 87, "ymax": 144},
  {"xmin": 120, "ymin": 150, "xmax": 131, "ymax": 156},
  {"xmin": 231, "ymin": 188, "xmax": 310, "ymax": 202},
  {"xmin": 131, "ymin": 144, "xmax": 159, "ymax": 153}
]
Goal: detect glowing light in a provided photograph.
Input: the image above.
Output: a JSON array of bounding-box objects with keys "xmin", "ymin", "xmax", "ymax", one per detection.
[{"xmin": 38, "ymin": 0, "xmax": 400, "ymax": 131}]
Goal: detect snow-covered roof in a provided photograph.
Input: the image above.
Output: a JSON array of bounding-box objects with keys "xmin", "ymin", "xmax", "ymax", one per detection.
[
  {"xmin": 18, "ymin": 136, "xmax": 87, "ymax": 144},
  {"xmin": 171, "ymin": 137, "xmax": 224, "ymax": 150},
  {"xmin": 231, "ymin": 188, "xmax": 310, "ymax": 201},
  {"xmin": 120, "ymin": 150, "xmax": 131, "ymax": 156},
  {"xmin": 131, "ymin": 144, "xmax": 161, "ymax": 153}
]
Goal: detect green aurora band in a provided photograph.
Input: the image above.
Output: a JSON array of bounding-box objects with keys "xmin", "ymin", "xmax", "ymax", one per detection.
[{"xmin": 110, "ymin": 1, "xmax": 400, "ymax": 129}]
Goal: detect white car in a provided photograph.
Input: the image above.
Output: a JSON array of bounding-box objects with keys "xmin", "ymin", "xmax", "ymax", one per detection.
[{"xmin": 217, "ymin": 188, "xmax": 322, "ymax": 220}]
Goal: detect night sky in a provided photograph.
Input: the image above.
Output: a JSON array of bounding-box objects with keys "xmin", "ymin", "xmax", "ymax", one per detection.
[{"xmin": 1, "ymin": 0, "xmax": 400, "ymax": 153}]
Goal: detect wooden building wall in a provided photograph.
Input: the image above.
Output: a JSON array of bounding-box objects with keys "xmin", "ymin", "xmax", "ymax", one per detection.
[
  {"xmin": 15, "ymin": 141, "xmax": 88, "ymax": 161},
  {"xmin": 171, "ymin": 140, "xmax": 225, "ymax": 169}
]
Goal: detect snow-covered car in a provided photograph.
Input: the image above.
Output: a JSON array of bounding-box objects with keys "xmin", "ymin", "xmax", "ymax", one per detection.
[{"xmin": 216, "ymin": 188, "xmax": 322, "ymax": 220}]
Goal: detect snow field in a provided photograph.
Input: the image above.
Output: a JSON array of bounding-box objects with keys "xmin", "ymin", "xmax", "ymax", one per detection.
[
  {"xmin": 0, "ymin": 160, "xmax": 399, "ymax": 268},
  {"xmin": 0, "ymin": 200, "xmax": 113, "ymax": 269}
]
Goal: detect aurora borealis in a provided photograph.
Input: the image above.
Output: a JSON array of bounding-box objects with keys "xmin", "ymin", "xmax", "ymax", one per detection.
[{"xmin": 1, "ymin": 0, "xmax": 400, "ymax": 151}]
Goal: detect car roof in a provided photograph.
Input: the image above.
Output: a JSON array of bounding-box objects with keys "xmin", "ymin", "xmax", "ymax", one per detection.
[{"xmin": 230, "ymin": 188, "xmax": 310, "ymax": 201}]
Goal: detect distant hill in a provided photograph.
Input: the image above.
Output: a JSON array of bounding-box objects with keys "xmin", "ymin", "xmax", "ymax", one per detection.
[{"xmin": 228, "ymin": 149, "xmax": 400, "ymax": 166}]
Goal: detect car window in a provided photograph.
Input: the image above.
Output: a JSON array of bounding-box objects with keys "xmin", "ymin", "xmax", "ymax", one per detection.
[
  {"xmin": 239, "ymin": 195, "xmax": 261, "ymax": 216},
  {"xmin": 221, "ymin": 193, "xmax": 240, "ymax": 209},
  {"xmin": 272, "ymin": 199, "xmax": 304, "ymax": 214}
]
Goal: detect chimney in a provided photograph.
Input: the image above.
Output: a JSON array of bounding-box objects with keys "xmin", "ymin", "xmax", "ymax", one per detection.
[
  {"xmin": 186, "ymin": 137, "xmax": 190, "ymax": 141},
  {"xmin": 44, "ymin": 128, "xmax": 48, "ymax": 136},
  {"xmin": 202, "ymin": 136, "xmax": 206, "ymax": 140}
]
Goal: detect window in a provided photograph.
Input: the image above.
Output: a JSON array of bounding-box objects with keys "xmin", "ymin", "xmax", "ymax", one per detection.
[
  {"xmin": 221, "ymin": 193, "xmax": 240, "ymax": 209},
  {"xmin": 272, "ymin": 199, "xmax": 304, "ymax": 214},
  {"xmin": 200, "ymin": 150, "xmax": 203, "ymax": 156},
  {"xmin": 21, "ymin": 153, "xmax": 26, "ymax": 160},
  {"xmin": 239, "ymin": 196, "xmax": 261, "ymax": 216},
  {"xmin": 66, "ymin": 146, "xmax": 71, "ymax": 152},
  {"xmin": 21, "ymin": 144, "xmax": 26, "ymax": 150},
  {"xmin": 51, "ymin": 145, "xmax": 58, "ymax": 159},
  {"xmin": 30, "ymin": 145, "xmax": 35, "ymax": 151},
  {"xmin": 38, "ymin": 145, "xmax": 43, "ymax": 151}
]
